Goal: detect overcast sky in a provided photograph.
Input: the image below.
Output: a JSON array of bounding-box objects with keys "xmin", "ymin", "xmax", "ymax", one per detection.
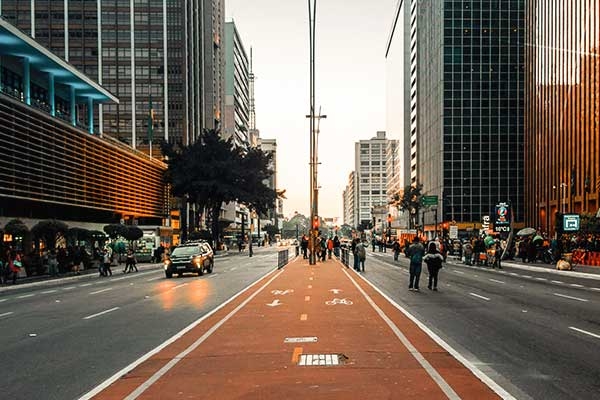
[{"xmin": 226, "ymin": 0, "xmax": 397, "ymax": 220}]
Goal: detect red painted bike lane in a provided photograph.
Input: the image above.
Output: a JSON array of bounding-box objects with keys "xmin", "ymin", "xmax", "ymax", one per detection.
[{"xmin": 84, "ymin": 257, "xmax": 508, "ymax": 400}]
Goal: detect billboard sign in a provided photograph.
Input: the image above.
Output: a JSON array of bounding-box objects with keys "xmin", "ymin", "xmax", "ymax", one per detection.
[
  {"xmin": 563, "ymin": 214, "xmax": 580, "ymax": 232},
  {"xmin": 493, "ymin": 202, "xmax": 511, "ymax": 232}
]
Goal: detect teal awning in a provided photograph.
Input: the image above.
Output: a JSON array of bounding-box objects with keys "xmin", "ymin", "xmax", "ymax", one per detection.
[{"xmin": 0, "ymin": 17, "xmax": 118, "ymax": 104}]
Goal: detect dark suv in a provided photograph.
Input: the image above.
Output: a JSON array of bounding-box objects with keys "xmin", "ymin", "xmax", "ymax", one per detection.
[{"xmin": 163, "ymin": 241, "xmax": 214, "ymax": 278}]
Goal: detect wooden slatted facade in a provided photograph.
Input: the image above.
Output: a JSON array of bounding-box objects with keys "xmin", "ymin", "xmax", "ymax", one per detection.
[
  {"xmin": 0, "ymin": 93, "xmax": 167, "ymax": 223},
  {"xmin": 525, "ymin": 0, "xmax": 600, "ymax": 233}
]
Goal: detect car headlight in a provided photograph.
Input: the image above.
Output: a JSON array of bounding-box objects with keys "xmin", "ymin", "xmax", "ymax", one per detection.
[{"xmin": 193, "ymin": 256, "xmax": 202, "ymax": 264}]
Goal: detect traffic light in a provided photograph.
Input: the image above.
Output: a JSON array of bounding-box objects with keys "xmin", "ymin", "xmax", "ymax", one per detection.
[{"xmin": 312, "ymin": 216, "xmax": 320, "ymax": 230}]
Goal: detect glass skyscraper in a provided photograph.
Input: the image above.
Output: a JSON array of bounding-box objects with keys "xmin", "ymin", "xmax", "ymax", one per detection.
[{"xmin": 416, "ymin": 1, "xmax": 525, "ymax": 227}]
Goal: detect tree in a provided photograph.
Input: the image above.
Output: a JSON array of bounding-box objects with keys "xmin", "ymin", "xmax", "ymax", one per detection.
[
  {"xmin": 31, "ymin": 219, "xmax": 69, "ymax": 250},
  {"xmin": 394, "ymin": 184, "xmax": 423, "ymax": 230},
  {"xmin": 122, "ymin": 226, "xmax": 144, "ymax": 249},
  {"xmin": 66, "ymin": 227, "xmax": 91, "ymax": 246},
  {"xmin": 282, "ymin": 213, "xmax": 309, "ymax": 237},
  {"xmin": 4, "ymin": 218, "xmax": 30, "ymax": 238},
  {"xmin": 263, "ymin": 224, "xmax": 279, "ymax": 239},
  {"xmin": 162, "ymin": 129, "xmax": 277, "ymax": 249},
  {"xmin": 103, "ymin": 224, "xmax": 128, "ymax": 240},
  {"xmin": 339, "ymin": 224, "xmax": 353, "ymax": 238}
]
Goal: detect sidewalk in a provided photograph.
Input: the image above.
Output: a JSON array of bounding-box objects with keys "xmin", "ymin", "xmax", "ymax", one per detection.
[{"xmin": 83, "ymin": 256, "xmax": 510, "ymax": 400}]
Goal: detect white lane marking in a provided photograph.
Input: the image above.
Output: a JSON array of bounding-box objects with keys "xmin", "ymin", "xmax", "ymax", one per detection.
[
  {"xmin": 147, "ymin": 276, "xmax": 162, "ymax": 282},
  {"xmin": 0, "ymin": 311, "xmax": 14, "ymax": 318},
  {"xmin": 509, "ymin": 272, "xmax": 519, "ymax": 276},
  {"xmin": 17, "ymin": 293, "xmax": 35, "ymax": 299},
  {"xmin": 83, "ymin": 307, "xmax": 120, "ymax": 320},
  {"xmin": 497, "ymin": 270, "xmax": 507, "ymax": 274},
  {"xmin": 63, "ymin": 286, "xmax": 77, "ymax": 291},
  {"xmin": 454, "ymin": 270, "xmax": 465, "ymax": 274},
  {"xmin": 553, "ymin": 293, "xmax": 589, "ymax": 302},
  {"xmin": 534, "ymin": 277, "xmax": 547, "ymax": 281},
  {"xmin": 120, "ymin": 270, "xmax": 282, "ymax": 400},
  {"xmin": 344, "ymin": 270, "xmax": 460, "ymax": 399},
  {"xmin": 230, "ymin": 267, "xmax": 238, "ymax": 271},
  {"xmin": 90, "ymin": 288, "xmax": 113, "ymax": 295},
  {"xmin": 469, "ymin": 292, "xmax": 491, "ymax": 301},
  {"xmin": 551, "ymin": 280, "xmax": 564, "ymax": 284},
  {"xmin": 523, "ymin": 275, "xmax": 532, "ymax": 279},
  {"xmin": 351, "ymin": 271, "xmax": 516, "ymax": 400},
  {"xmin": 80, "ymin": 283, "xmax": 93, "ymax": 287},
  {"xmin": 591, "ymin": 288, "xmax": 600, "ymax": 292},
  {"xmin": 208, "ymin": 273, "xmax": 219, "ymax": 278},
  {"xmin": 488, "ymin": 279, "xmax": 505, "ymax": 284},
  {"xmin": 570, "ymin": 284, "xmax": 584, "ymax": 288},
  {"xmin": 569, "ymin": 327, "xmax": 600, "ymax": 340},
  {"xmin": 0, "ymin": 299, "xmax": 7, "ymax": 303},
  {"xmin": 42, "ymin": 290, "xmax": 58, "ymax": 294},
  {"xmin": 171, "ymin": 283, "xmax": 188, "ymax": 290}
]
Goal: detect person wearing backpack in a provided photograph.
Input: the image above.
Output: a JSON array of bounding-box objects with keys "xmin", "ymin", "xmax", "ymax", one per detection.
[
  {"xmin": 423, "ymin": 242, "xmax": 444, "ymax": 291},
  {"xmin": 406, "ymin": 237, "xmax": 425, "ymax": 291},
  {"xmin": 356, "ymin": 241, "xmax": 366, "ymax": 272}
]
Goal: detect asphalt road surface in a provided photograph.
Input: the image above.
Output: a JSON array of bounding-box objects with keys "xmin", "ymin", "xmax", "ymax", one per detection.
[
  {"xmin": 0, "ymin": 246, "xmax": 281, "ymax": 400},
  {"xmin": 364, "ymin": 249, "xmax": 600, "ymax": 400}
]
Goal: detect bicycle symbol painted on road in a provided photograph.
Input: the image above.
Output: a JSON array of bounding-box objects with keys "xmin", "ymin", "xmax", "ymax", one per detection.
[
  {"xmin": 325, "ymin": 298, "xmax": 353, "ymax": 306},
  {"xmin": 271, "ymin": 289, "xmax": 294, "ymax": 296}
]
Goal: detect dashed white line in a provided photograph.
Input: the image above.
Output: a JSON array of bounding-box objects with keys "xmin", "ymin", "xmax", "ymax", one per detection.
[
  {"xmin": 469, "ymin": 292, "xmax": 490, "ymax": 301},
  {"xmin": 591, "ymin": 288, "xmax": 600, "ymax": 292},
  {"xmin": 454, "ymin": 270, "xmax": 465, "ymax": 274},
  {"xmin": 63, "ymin": 286, "xmax": 77, "ymax": 291},
  {"xmin": 509, "ymin": 273, "xmax": 519, "ymax": 276},
  {"xmin": 489, "ymin": 279, "xmax": 505, "ymax": 284},
  {"xmin": 569, "ymin": 327, "xmax": 600, "ymax": 340},
  {"xmin": 0, "ymin": 311, "xmax": 14, "ymax": 318},
  {"xmin": 83, "ymin": 307, "xmax": 120, "ymax": 320},
  {"xmin": 534, "ymin": 277, "xmax": 548, "ymax": 281},
  {"xmin": 147, "ymin": 276, "xmax": 162, "ymax": 282},
  {"xmin": 208, "ymin": 273, "xmax": 219, "ymax": 278},
  {"xmin": 17, "ymin": 294, "xmax": 35, "ymax": 299},
  {"xmin": 551, "ymin": 280, "xmax": 564, "ymax": 284},
  {"xmin": 90, "ymin": 288, "xmax": 113, "ymax": 295},
  {"xmin": 570, "ymin": 284, "xmax": 584, "ymax": 288},
  {"xmin": 0, "ymin": 299, "xmax": 7, "ymax": 303},
  {"xmin": 553, "ymin": 293, "xmax": 588, "ymax": 302},
  {"xmin": 80, "ymin": 283, "xmax": 93, "ymax": 287},
  {"xmin": 171, "ymin": 283, "xmax": 188, "ymax": 290},
  {"xmin": 42, "ymin": 290, "xmax": 58, "ymax": 294},
  {"xmin": 523, "ymin": 275, "xmax": 532, "ymax": 279}
]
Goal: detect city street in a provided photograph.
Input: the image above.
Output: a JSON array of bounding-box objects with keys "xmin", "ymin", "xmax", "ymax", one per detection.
[
  {"xmin": 365, "ymin": 249, "xmax": 600, "ymax": 400},
  {"xmin": 0, "ymin": 247, "xmax": 280, "ymax": 400}
]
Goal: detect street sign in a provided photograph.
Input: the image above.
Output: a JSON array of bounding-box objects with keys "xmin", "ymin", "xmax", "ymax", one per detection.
[
  {"xmin": 563, "ymin": 214, "xmax": 580, "ymax": 232},
  {"xmin": 449, "ymin": 225, "xmax": 458, "ymax": 239},
  {"xmin": 421, "ymin": 195, "xmax": 438, "ymax": 206}
]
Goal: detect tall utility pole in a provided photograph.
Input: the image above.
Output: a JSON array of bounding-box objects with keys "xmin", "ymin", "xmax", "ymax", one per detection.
[{"xmin": 307, "ymin": 0, "xmax": 317, "ymax": 265}]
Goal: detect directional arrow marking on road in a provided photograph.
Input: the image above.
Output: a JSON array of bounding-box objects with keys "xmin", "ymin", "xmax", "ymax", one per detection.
[
  {"xmin": 267, "ymin": 299, "xmax": 282, "ymax": 307},
  {"xmin": 329, "ymin": 289, "xmax": 342, "ymax": 294}
]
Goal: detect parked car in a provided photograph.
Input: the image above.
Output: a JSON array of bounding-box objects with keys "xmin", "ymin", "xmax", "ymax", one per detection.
[{"xmin": 163, "ymin": 241, "xmax": 214, "ymax": 278}]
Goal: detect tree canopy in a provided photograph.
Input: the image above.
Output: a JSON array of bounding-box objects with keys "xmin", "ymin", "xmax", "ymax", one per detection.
[
  {"xmin": 394, "ymin": 184, "xmax": 423, "ymax": 230},
  {"xmin": 162, "ymin": 129, "xmax": 277, "ymax": 247},
  {"xmin": 31, "ymin": 219, "xmax": 69, "ymax": 249}
]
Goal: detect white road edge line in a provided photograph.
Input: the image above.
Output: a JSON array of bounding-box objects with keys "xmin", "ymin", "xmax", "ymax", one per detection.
[
  {"xmin": 569, "ymin": 327, "xmax": 600, "ymax": 340},
  {"xmin": 469, "ymin": 292, "xmax": 491, "ymax": 301},
  {"xmin": 344, "ymin": 269, "xmax": 460, "ymax": 399},
  {"xmin": 78, "ymin": 267, "xmax": 282, "ymax": 400},
  {"xmin": 83, "ymin": 307, "xmax": 120, "ymax": 320},
  {"xmin": 90, "ymin": 288, "xmax": 113, "ymax": 295},
  {"xmin": 349, "ymin": 267, "xmax": 515, "ymax": 400},
  {"xmin": 488, "ymin": 279, "xmax": 505, "ymax": 284},
  {"xmin": 553, "ymin": 293, "xmax": 588, "ymax": 302},
  {"xmin": 0, "ymin": 311, "xmax": 14, "ymax": 318}
]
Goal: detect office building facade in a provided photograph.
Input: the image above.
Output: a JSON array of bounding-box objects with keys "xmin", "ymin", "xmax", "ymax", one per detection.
[
  {"xmin": 223, "ymin": 21, "xmax": 249, "ymax": 148},
  {"xmin": 524, "ymin": 1, "xmax": 599, "ymax": 233},
  {"xmin": 415, "ymin": 1, "xmax": 525, "ymax": 227},
  {"xmin": 343, "ymin": 171, "xmax": 356, "ymax": 227},
  {"xmin": 0, "ymin": 0, "xmax": 224, "ymax": 148},
  {"xmin": 354, "ymin": 132, "xmax": 390, "ymax": 228}
]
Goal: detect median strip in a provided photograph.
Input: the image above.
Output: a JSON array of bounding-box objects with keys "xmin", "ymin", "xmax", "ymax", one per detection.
[{"xmin": 83, "ymin": 307, "xmax": 120, "ymax": 320}]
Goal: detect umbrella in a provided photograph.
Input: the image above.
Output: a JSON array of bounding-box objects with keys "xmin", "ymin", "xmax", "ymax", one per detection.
[
  {"xmin": 516, "ymin": 227, "xmax": 536, "ymax": 236},
  {"xmin": 484, "ymin": 235, "xmax": 495, "ymax": 247}
]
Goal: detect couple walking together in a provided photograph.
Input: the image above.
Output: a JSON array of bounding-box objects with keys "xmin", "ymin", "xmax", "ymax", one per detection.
[{"xmin": 406, "ymin": 237, "xmax": 443, "ymax": 291}]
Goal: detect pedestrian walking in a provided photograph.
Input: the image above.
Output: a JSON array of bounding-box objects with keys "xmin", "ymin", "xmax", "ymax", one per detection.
[
  {"xmin": 9, "ymin": 251, "xmax": 22, "ymax": 285},
  {"xmin": 392, "ymin": 239, "xmax": 401, "ymax": 261},
  {"xmin": 356, "ymin": 241, "xmax": 366, "ymax": 272},
  {"xmin": 423, "ymin": 242, "xmax": 443, "ymax": 291},
  {"xmin": 351, "ymin": 238, "xmax": 360, "ymax": 271},
  {"xmin": 100, "ymin": 249, "xmax": 110, "ymax": 276},
  {"xmin": 327, "ymin": 237, "xmax": 334, "ymax": 259},
  {"xmin": 124, "ymin": 249, "xmax": 138, "ymax": 273},
  {"xmin": 48, "ymin": 249, "xmax": 59, "ymax": 277},
  {"xmin": 301, "ymin": 234, "xmax": 309, "ymax": 259},
  {"xmin": 406, "ymin": 237, "xmax": 425, "ymax": 291},
  {"xmin": 333, "ymin": 235, "xmax": 341, "ymax": 258}
]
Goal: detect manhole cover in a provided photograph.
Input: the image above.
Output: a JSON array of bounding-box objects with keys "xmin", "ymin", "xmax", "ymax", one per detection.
[{"xmin": 298, "ymin": 354, "xmax": 347, "ymax": 366}]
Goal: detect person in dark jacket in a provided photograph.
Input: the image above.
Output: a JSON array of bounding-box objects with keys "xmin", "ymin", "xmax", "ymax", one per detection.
[{"xmin": 423, "ymin": 242, "xmax": 444, "ymax": 291}]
